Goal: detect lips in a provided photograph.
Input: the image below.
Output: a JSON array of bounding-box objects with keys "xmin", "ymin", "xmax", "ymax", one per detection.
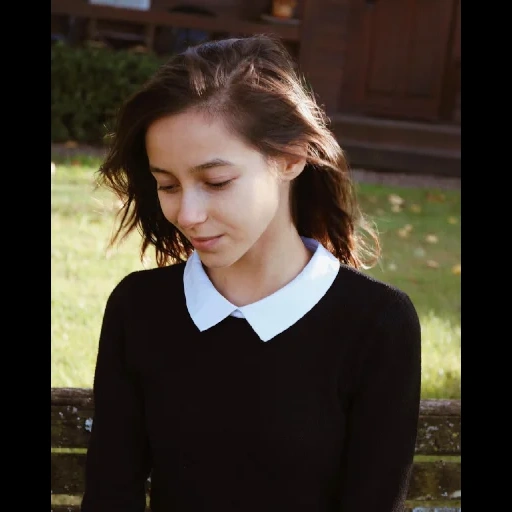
[
  {"xmin": 191, "ymin": 236, "xmax": 220, "ymax": 242},
  {"xmin": 189, "ymin": 235, "xmax": 223, "ymax": 251}
]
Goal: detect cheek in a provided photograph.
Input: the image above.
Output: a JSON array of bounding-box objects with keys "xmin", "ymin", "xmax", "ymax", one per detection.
[
  {"xmin": 230, "ymin": 175, "xmax": 281, "ymax": 225},
  {"xmin": 249, "ymin": 175, "xmax": 281, "ymax": 214},
  {"xmin": 158, "ymin": 194, "xmax": 179, "ymax": 224}
]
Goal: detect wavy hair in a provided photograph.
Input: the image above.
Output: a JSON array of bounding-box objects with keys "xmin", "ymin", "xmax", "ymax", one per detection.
[{"xmin": 98, "ymin": 34, "xmax": 380, "ymax": 268}]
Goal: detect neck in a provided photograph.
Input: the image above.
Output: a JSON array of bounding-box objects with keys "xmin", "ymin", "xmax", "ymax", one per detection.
[{"xmin": 206, "ymin": 222, "xmax": 312, "ymax": 307}]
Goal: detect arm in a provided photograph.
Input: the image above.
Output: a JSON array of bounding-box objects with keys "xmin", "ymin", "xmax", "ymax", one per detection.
[
  {"xmin": 339, "ymin": 291, "xmax": 421, "ymax": 511},
  {"xmin": 81, "ymin": 274, "xmax": 151, "ymax": 512}
]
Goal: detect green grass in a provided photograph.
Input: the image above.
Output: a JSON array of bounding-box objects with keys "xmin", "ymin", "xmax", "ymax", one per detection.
[{"xmin": 51, "ymin": 155, "xmax": 460, "ymax": 399}]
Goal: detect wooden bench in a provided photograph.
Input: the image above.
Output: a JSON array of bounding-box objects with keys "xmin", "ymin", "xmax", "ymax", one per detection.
[{"xmin": 51, "ymin": 388, "xmax": 461, "ymax": 511}]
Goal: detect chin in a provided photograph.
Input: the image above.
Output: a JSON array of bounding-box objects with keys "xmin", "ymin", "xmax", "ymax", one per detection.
[
  {"xmin": 198, "ymin": 248, "xmax": 245, "ymax": 270},
  {"xmin": 197, "ymin": 252, "xmax": 236, "ymax": 270}
]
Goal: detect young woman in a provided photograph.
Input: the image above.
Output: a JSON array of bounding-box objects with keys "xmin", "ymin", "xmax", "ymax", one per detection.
[{"xmin": 81, "ymin": 34, "xmax": 421, "ymax": 512}]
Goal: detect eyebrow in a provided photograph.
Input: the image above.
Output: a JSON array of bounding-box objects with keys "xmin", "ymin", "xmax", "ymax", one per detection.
[{"xmin": 149, "ymin": 158, "xmax": 234, "ymax": 175}]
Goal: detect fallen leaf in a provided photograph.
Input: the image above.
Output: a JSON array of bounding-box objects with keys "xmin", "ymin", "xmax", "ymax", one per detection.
[
  {"xmin": 452, "ymin": 263, "xmax": 461, "ymax": 275},
  {"xmin": 390, "ymin": 204, "xmax": 402, "ymax": 213},
  {"xmin": 414, "ymin": 247, "xmax": 426, "ymax": 258},
  {"xmin": 426, "ymin": 260, "xmax": 440, "ymax": 269},
  {"xmin": 397, "ymin": 224, "xmax": 413, "ymax": 238},
  {"xmin": 425, "ymin": 234, "xmax": 439, "ymax": 244},
  {"xmin": 64, "ymin": 140, "xmax": 78, "ymax": 149},
  {"xmin": 388, "ymin": 194, "xmax": 405, "ymax": 206},
  {"xmin": 426, "ymin": 192, "xmax": 446, "ymax": 203},
  {"xmin": 448, "ymin": 216, "xmax": 458, "ymax": 225},
  {"xmin": 410, "ymin": 204, "xmax": 422, "ymax": 213}
]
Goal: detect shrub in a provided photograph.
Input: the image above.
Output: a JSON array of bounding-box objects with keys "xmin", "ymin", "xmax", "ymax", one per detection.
[{"xmin": 51, "ymin": 42, "xmax": 166, "ymax": 143}]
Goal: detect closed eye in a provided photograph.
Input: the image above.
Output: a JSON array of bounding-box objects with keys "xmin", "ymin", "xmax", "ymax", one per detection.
[
  {"xmin": 157, "ymin": 179, "xmax": 233, "ymax": 193},
  {"xmin": 207, "ymin": 180, "xmax": 233, "ymax": 190},
  {"xmin": 157, "ymin": 184, "xmax": 178, "ymax": 193}
]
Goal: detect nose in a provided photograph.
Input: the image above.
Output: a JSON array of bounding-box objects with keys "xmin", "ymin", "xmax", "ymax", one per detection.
[{"xmin": 176, "ymin": 190, "xmax": 208, "ymax": 229}]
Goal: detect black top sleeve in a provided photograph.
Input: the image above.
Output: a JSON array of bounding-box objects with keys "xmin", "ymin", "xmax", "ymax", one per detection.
[
  {"xmin": 81, "ymin": 274, "xmax": 151, "ymax": 512},
  {"xmin": 338, "ymin": 291, "xmax": 422, "ymax": 511}
]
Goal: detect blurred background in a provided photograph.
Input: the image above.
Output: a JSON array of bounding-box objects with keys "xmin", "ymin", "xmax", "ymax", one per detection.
[{"xmin": 51, "ymin": 0, "xmax": 461, "ymax": 399}]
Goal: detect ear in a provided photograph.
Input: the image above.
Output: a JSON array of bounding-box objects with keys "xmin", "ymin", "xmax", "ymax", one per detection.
[{"xmin": 278, "ymin": 150, "xmax": 307, "ymax": 182}]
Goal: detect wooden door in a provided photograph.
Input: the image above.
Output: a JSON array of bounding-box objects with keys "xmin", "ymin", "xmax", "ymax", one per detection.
[{"xmin": 340, "ymin": 0, "xmax": 459, "ymax": 121}]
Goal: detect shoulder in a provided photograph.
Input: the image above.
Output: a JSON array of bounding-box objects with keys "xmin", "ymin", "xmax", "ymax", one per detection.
[
  {"xmin": 332, "ymin": 267, "xmax": 421, "ymax": 381},
  {"xmin": 332, "ymin": 265, "xmax": 420, "ymax": 330},
  {"xmin": 106, "ymin": 262, "xmax": 187, "ymax": 308}
]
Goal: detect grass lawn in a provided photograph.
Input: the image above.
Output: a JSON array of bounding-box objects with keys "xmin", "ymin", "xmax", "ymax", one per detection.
[{"xmin": 51, "ymin": 154, "xmax": 460, "ymax": 399}]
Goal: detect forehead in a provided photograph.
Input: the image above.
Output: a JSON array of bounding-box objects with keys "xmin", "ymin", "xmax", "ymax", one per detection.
[{"xmin": 145, "ymin": 110, "xmax": 243, "ymax": 160}]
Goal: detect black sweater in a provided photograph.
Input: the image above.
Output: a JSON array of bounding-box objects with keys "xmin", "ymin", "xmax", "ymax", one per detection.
[{"xmin": 81, "ymin": 262, "xmax": 421, "ymax": 512}]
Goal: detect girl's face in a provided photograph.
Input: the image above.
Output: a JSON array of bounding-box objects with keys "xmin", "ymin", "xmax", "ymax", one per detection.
[{"xmin": 145, "ymin": 109, "xmax": 298, "ymax": 269}]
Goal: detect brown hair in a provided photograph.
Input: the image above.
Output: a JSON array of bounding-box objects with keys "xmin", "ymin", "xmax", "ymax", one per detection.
[{"xmin": 98, "ymin": 34, "xmax": 380, "ymax": 268}]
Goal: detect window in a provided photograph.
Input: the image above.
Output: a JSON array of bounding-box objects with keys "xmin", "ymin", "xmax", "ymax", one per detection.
[{"xmin": 88, "ymin": 0, "xmax": 151, "ymax": 10}]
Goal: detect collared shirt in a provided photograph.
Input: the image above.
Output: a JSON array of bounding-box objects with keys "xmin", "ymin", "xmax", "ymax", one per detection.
[{"xmin": 183, "ymin": 237, "xmax": 340, "ymax": 341}]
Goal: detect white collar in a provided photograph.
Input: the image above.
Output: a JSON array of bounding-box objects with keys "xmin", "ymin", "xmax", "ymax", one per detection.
[{"xmin": 183, "ymin": 237, "xmax": 340, "ymax": 342}]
